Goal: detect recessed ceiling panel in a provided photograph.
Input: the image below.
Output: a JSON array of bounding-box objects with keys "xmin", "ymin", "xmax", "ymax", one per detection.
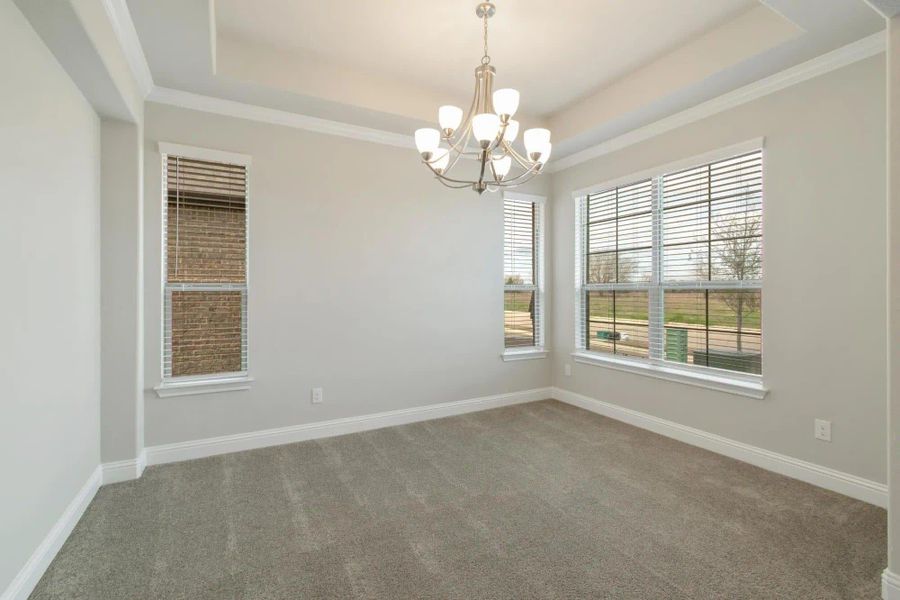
[{"xmin": 215, "ymin": 0, "xmax": 757, "ymax": 116}]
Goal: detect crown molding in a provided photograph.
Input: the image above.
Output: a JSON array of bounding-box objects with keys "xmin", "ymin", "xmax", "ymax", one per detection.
[
  {"xmin": 145, "ymin": 30, "xmax": 882, "ymax": 160},
  {"xmin": 148, "ymin": 87, "xmax": 416, "ymax": 149},
  {"xmin": 547, "ymin": 31, "xmax": 886, "ymax": 173},
  {"xmin": 863, "ymin": 0, "xmax": 900, "ymax": 19},
  {"xmin": 100, "ymin": 0, "xmax": 154, "ymax": 98}
]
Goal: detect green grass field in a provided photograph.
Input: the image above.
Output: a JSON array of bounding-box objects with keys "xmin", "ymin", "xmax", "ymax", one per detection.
[
  {"xmin": 504, "ymin": 291, "xmax": 534, "ymax": 313},
  {"xmin": 505, "ymin": 290, "xmax": 761, "ymax": 331},
  {"xmin": 587, "ymin": 290, "xmax": 761, "ymax": 330}
]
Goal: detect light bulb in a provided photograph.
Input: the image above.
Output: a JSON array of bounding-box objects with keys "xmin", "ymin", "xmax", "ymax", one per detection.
[
  {"xmin": 493, "ymin": 88, "xmax": 520, "ymax": 119},
  {"xmin": 472, "ymin": 113, "xmax": 501, "ymax": 148},
  {"xmin": 438, "ymin": 105, "xmax": 463, "ymax": 133},
  {"xmin": 524, "ymin": 128, "xmax": 551, "ymax": 155},
  {"xmin": 535, "ymin": 142, "xmax": 552, "ymax": 164},
  {"xmin": 431, "ymin": 148, "xmax": 449, "ymax": 173},
  {"xmin": 493, "ymin": 156, "xmax": 512, "ymax": 179},
  {"xmin": 415, "ymin": 128, "xmax": 440, "ymax": 156},
  {"xmin": 502, "ymin": 119, "xmax": 519, "ymax": 143}
]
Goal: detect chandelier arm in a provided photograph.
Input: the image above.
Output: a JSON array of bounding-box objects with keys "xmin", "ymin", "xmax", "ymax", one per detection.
[
  {"xmin": 443, "ymin": 127, "xmax": 475, "ymax": 175},
  {"xmin": 434, "ymin": 176, "xmax": 476, "ymax": 189},
  {"xmin": 501, "ymin": 140, "xmax": 537, "ymax": 169},
  {"xmin": 495, "ymin": 165, "xmax": 541, "ymax": 186},
  {"xmin": 428, "ymin": 171, "xmax": 487, "ymax": 186},
  {"xmin": 444, "ymin": 126, "xmax": 472, "ymax": 154}
]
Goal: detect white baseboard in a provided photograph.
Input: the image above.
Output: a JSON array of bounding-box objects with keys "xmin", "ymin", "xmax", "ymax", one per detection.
[
  {"xmin": 884, "ymin": 569, "xmax": 900, "ymax": 600},
  {"xmin": 146, "ymin": 387, "xmax": 553, "ymax": 466},
  {"xmin": 0, "ymin": 466, "xmax": 101, "ymax": 600},
  {"xmin": 551, "ymin": 387, "xmax": 888, "ymax": 508},
  {"xmin": 100, "ymin": 449, "xmax": 147, "ymax": 485}
]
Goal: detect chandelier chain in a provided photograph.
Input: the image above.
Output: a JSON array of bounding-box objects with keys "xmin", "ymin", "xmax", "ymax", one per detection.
[{"xmin": 482, "ymin": 13, "xmax": 490, "ymax": 65}]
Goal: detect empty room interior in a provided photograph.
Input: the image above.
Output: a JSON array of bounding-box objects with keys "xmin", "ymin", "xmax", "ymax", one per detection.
[{"xmin": 3, "ymin": 0, "xmax": 900, "ymax": 598}]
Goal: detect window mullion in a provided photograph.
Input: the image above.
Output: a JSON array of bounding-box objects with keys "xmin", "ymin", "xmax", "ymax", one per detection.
[{"xmin": 649, "ymin": 176, "xmax": 664, "ymax": 360}]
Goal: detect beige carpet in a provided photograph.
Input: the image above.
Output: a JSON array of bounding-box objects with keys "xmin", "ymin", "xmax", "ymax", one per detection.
[{"xmin": 30, "ymin": 400, "xmax": 886, "ymax": 599}]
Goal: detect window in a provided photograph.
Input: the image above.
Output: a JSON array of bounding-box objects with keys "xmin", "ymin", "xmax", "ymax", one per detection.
[
  {"xmin": 503, "ymin": 193, "xmax": 545, "ymax": 357},
  {"xmin": 576, "ymin": 148, "xmax": 762, "ymax": 379},
  {"xmin": 160, "ymin": 145, "xmax": 250, "ymax": 389}
]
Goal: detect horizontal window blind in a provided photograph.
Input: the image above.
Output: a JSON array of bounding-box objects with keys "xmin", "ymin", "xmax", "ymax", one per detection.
[
  {"xmin": 577, "ymin": 148, "xmax": 763, "ymax": 376},
  {"xmin": 504, "ymin": 196, "xmax": 543, "ymax": 349},
  {"xmin": 163, "ymin": 155, "xmax": 249, "ymax": 379}
]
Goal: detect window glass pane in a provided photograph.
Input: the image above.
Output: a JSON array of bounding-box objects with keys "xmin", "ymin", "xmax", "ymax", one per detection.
[
  {"xmin": 503, "ymin": 199, "xmax": 534, "ymax": 285},
  {"xmin": 504, "ymin": 290, "xmax": 535, "ymax": 347},
  {"xmin": 586, "ymin": 252, "xmax": 616, "ymax": 284},
  {"xmin": 662, "ymin": 243, "xmax": 708, "ymax": 282},
  {"xmin": 661, "ymin": 164, "xmax": 708, "ymax": 209},
  {"xmin": 170, "ymin": 290, "xmax": 244, "ymax": 377},
  {"xmin": 615, "ymin": 180, "xmax": 653, "ymax": 218},
  {"xmin": 663, "ymin": 289, "xmax": 762, "ymax": 374},
  {"xmin": 614, "ymin": 291, "xmax": 650, "ymax": 358},
  {"xmin": 166, "ymin": 157, "xmax": 247, "ymax": 284},
  {"xmin": 617, "ymin": 248, "xmax": 652, "ymax": 283},
  {"xmin": 585, "ymin": 291, "xmax": 614, "ymax": 354},
  {"xmin": 586, "ymin": 291, "xmax": 649, "ymax": 358},
  {"xmin": 663, "ymin": 290, "xmax": 707, "ymax": 366},
  {"xmin": 617, "ymin": 212, "xmax": 652, "ymax": 251},
  {"xmin": 586, "ymin": 180, "xmax": 653, "ymax": 285},
  {"xmin": 711, "ymin": 237, "xmax": 761, "ymax": 281},
  {"xmin": 662, "ymin": 150, "xmax": 762, "ymax": 284},
  {"xmin": 708, "ymin": 289, "xmax": 762, "ymax": 374}
]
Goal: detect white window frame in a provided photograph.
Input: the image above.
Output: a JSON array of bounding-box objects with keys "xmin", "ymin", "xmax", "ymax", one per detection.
[
  {"xmin": 154, "ymin": 142, "xmax": 254, "ymax": 398},
  {"xmin": 502, "ymin": 191, "xmax": 547, "ymax": 361},
  {"xmin": 572, "ymin": 139, "xmax": 767, "ymax": 398}
]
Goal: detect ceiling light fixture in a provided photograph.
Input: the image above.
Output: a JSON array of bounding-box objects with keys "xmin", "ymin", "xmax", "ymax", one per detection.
[{"xmin": 415, "ymin": 2, "xmax": 551, "ymax": 194}]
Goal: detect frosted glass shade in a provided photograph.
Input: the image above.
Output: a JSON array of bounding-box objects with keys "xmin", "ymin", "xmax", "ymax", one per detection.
[
  {"xmin": 431, "ymin": 148, "xmax": 450, "ymax": 173},
  {"xmin": 502, "ymin": 119, "xmax": 519, "ymax": 143},
  {"xmin": 438, "ymin": 105, "xmax": 463, "ymax": 132},
  {"xmin": 524, "ymin": 128, "xmax": 551, "ymax": 155},
  {"xmin": 536, "ymin": 142, "xmax": 552, "ymax": 163},
  {"xmin": 493, "ymin": 156, "xmax": 512, "ymax": 178},
  {"xmin": 472, "ymin": 113, "xmax": 501, "ymax": 144},
  {"xmin": 493, "ymin": 88, "xmax": 520, "ymax": 118},
  {"xmin": 415, "ymin": 128, "xmax": 440, "ymax": 154}
]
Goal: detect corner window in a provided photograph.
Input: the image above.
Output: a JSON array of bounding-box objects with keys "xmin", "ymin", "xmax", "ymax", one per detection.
[
  {"xmin": 576, "ymin": 148, "xmax": 762, "ymax": 377},
  {"xmin": 160, "ymin": 146, "xmax": 250, "ymax": 386},
  {"xmin": 503, "ymin": 193, "xmax": 545, "ymax": 356}
]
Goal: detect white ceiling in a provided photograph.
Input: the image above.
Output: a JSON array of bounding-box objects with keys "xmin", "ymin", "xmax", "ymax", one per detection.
[
  {"xmin": 127, "ymin": 0, "xmax": 886, "ymax": 159},
  {"xmin": 215, "ymin": 0, "xmax": 756, "ymax": 117}
]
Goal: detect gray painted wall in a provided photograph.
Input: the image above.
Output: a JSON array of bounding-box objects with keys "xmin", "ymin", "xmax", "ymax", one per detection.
[
  {"xmin": 0, "ymin": 0, "xmax": 101, "ymax": 591},
  {"xmin": 100, "ymin": 119, "xmax": 144, "ymax": 463},
  {"xmin": 550, "ymin": 56, "xmax": 887, "ymax": 484},
  {"xmin": 141, "ymin": 103, "xmax": 551, "ymax": 446}
]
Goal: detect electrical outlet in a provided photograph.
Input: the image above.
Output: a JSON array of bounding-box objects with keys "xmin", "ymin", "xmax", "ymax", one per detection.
[
  {"xmin": 814, "ymin": 419, "xmax": 831, "ymax": 442},
  {"xmin": 564, "ymin": 364, "xmax": 572, "ymax": 377},
  {"xmin": 311, "ymin": 387, "xmax": 324, "ymax": 404}
]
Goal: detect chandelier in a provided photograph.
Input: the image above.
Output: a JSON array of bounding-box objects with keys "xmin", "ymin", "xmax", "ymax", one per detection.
[{"xmin": 414, "ymin": 2, "xmax": 551, "ymax": 194}]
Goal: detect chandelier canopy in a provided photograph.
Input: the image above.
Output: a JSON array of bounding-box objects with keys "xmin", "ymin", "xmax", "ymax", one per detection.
[{"xmin": 415, "ymin": 2, "xmax": 551, "ymax": 194}]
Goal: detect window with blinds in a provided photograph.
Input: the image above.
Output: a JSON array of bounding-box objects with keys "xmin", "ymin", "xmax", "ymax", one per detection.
[
  {"xmin": 163, "ymin": 153, "xmax": 248, "ymax": 380},
  {"xmin": 577, "ymin": 148, "xmax": 762, "ymax": 376},
  {"xmin": 504, "ymin": 194, "xmax": 544, "ymax": 349}
]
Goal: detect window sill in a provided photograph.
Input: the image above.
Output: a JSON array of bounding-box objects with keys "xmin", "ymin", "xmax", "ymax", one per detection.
[
  {"xmin": 570, "ymin": 351, "xmax": 767, "ymax": 399},
  {"xmin": 154, "ymin": 375, "xmax": 254, "ymax": 398},
  {"xmin": 502, "ymin": 348, "xmax": 548, "ymax": 361}
]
